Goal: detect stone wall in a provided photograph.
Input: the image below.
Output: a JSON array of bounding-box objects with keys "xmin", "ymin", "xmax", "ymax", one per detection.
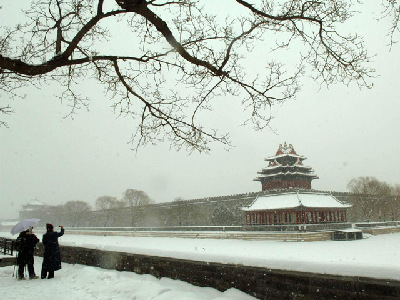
[
  {"xmin": 360, "ymin": 226, "xmax": 400, "ymax": 235},
  {"xmin": 0, "ymin": 256, "xmax": 16, "ymax": 267},
  {"xmin": 33, "ymin": 243, "xmax": 400, "ymax": 299},
  {"xmin": 55, "ymin": 190, "xmax": 355, "ymax": 228},
  {"xmin": 27, "ymin": 190, "xmax": 396, "ymax": 228},
  {"xmin": 65, "ymin": 229, "xmax": 335, "ymax": 242}
]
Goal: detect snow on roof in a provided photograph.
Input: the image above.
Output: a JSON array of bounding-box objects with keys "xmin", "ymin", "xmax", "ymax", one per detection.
[
  {"xmin": 242, "ymin": 192, "xmax": 352, "ymax": 211},
  {"xmin": 256, "ymin": 171, "xmax": 318, "ymax": 178},
  {"xmin": 265, "ymin": 153, "xmax": 306, "ymax": 161},
  {"xmin": 24, "ymin": 199, "xmax": 46, "ymax": 206},
  {"xmin": 264, "ymin": 143, "xmax": 307, "ymax": 161},
  {"xmin": 260, "ymin": 164, "xmax": 313, "ymax": 171}
]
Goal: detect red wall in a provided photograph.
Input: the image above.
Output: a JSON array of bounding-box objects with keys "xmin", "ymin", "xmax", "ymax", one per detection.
[
  {"xmin": 262, "ymin": 178, "xmax": 311, "ymax": 191},
  {"xmin": 246, "ymin": 209, "xmax": 348, "ymax": 225}
]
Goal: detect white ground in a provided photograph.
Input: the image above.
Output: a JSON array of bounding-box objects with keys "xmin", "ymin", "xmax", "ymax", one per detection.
[
  {"xmin": 0, "ymin": 257, "xmax": 253, "ymax": 300},
  {"xmin": 1, "ymin": 231, "xmax": 400, "ymax": 299}
]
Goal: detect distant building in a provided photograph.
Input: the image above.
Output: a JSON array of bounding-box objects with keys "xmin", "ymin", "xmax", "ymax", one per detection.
[
  {"xmin": 254, "ymin": 142, "xmax": 318, "ymax": 190},
  {"xmin": 243, "ymin": 192, "xmax": 351, "ymax": 225},
  {"xmin": 19, "ymin": 199, "xmax": 47, "ymax": 220},
  {"xmin": 244, "ymin": 143, "xmax": 352, "ymax": 226}
]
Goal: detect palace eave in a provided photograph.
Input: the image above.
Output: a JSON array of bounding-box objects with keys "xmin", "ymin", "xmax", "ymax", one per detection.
[
  {"xmin": 265, "ymin": 153, "xmax": 307, "ymax": 161},
  {"xmin": 242, "ymin": 192, "xmax": 352, "ymax": 211},
  {"xmin": 254, "ymin": 171, "xmax": 319, "ymax": 182},
  {"xmin": 258, "ymin": 165, "xmax": 313, "ymax": 172}
]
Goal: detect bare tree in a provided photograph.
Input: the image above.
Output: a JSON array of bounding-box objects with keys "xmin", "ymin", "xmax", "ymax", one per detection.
[
  {"xmin": 95, "ymin": 195, "xmax": 124, "ymax": 226},
  {"xmin": 63, "ymin": 200, "xmax": 92, "ymax": 226},
  {"xmin": 391, "ymin": 185, "xmax": 400, "ymax": 221},
  {"xmin": 95, "ymin": 195, "xmax": 124, "ymax": 209},
  {"xmin": 381, "ymin": 0, "xmax": 400, "ymax": 46},
  {"xmin": 347, "ymin": 177, "xmax": 399, "ymax": 222},
  {"xmin": 0, "ymin": 0, "xmax": 394, "ymax": 149},
  {"xmin": 211, "ymin": 203, "xmax": 234, "ymax": 226},
  {"xmin": 348, "ymin": 177, "xmax": 391, "ymax": 195},
  {"xmin": 123, "ymin": 188, "xmax": 154, "ymax": 226}
]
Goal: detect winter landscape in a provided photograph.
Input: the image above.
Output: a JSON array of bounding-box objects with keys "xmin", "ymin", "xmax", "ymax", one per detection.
[
  {"xmin": 2, "ymin": 0, "xmax": 400, "ymax": 298},
  {"xmin": 1, "ymin": 230, "xmax": 400, "ymax": 299}
]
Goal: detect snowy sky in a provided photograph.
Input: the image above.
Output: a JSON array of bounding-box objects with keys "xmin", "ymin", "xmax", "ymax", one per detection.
[{"xmin": 1, "ymin": 1, "xmax": 400, "ymax": 220}]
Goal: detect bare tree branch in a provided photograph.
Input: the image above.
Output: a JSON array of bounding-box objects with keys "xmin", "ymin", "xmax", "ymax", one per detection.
[{"xmin": 0, "ymin": 0, "xmax": 394, "ymax": 151}]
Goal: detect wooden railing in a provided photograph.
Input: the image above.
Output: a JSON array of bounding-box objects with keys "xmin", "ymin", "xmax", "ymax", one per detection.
[{"xmin": 0, "ymin": 237, "xmax": 15, "ymax": 256}]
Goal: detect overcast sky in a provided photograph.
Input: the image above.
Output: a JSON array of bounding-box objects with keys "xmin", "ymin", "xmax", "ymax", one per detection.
[{"xmin": 1, "ymin": 1, "xmax": 400, "ymax": 220}]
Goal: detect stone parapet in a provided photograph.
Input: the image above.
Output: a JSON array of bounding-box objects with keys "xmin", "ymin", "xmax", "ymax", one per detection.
[
  {"xmin": 65, "ymin": 229, "xmax": 334, "ymax": 242},
  {"xmin": 0, "ymin": 256, "xmax": 16, "ymax": 267},
  {"xmin": 42, "ymin": 244, "xmax": 400, "ymax": 299}
]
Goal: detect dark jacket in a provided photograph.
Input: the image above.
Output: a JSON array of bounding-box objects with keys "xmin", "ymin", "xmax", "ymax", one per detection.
[
  {"xmin": 16, "ymin": 231, "xmax": 39, "ymax": 264},
  {"xmin": 42, "ymin": 228, "xmax": 64, "ymax": 272}
]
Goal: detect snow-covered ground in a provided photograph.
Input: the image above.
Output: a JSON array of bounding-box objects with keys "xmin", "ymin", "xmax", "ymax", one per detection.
[
  {"xmin": 0, "ymin": 257, "xmax": 254, "ymax": 300},
  {"xmin": 1, "ymin": 231, "xmax": 399, "ymax": 299}
]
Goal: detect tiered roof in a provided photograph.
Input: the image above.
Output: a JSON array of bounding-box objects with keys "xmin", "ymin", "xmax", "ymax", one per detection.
[
  {"xmin": 254, "ymin": 143, "xmax": 318, "ymax": 182},
  {"xmin": 21, "ymin": 199, "xmax": 47, "ymax": 212},
  {"xmin": 25, "ymin": 199, "xmax": 46, "ymax": 206}
]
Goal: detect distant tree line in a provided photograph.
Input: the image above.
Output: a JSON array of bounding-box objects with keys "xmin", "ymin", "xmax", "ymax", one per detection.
[
  {"xmin": 40, "ymin": 189, "xmax": 154, "ymax": 227},
  {"xmin": 39, "ymin": 191, "xmax": 249, "ymax": 228},
  {"xmin": 94, "ymin": 189, "xmax": 155, "ymax": 227},
  {"xmin": 23, "ymin": 178, "xmax": 400, "ymax": 228},
  {"xmin": 347, "ymin": 177, "xmax": 400, "ymax": 222}
]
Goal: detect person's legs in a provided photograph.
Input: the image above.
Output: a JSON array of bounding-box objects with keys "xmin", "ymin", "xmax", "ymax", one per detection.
[
  {"xmin": 41, "ymin": 268, "xmax": 47, "ymax": 279},
  {"xmin": 28, "ymin": 263, "xmax": 38, "ymax": 279},
  {"xmin": 18, "ymin": 263, "xmax": 25, "ymax": 279},
  {"xmin": 47, "ymin": 270, "xmax": 54, "ymax": 279}
]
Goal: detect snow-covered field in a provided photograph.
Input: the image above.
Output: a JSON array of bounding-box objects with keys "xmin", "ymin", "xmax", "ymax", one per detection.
[
  {"xmin": 1, "ymin": 231, "xmax": 400, "ymax": 299},
  {"xmin": 0, "ymin": 256, "xmax": 254, "ymax": 300}
]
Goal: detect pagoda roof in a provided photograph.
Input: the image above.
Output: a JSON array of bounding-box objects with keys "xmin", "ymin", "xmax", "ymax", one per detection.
[
  {"xmin": 255, "ymin": 143, "xmax": 318, "ymax": 184},
  {"xmin": 259, "ymin": 164, "xmax": 313, "ymax": 172},
  {"xmin": 22, "ymin": 199, "xmax": 47, "ymax": 207},
  {"xmin": 242, "ymin": 192, "xmax": 351, "ymax": 211},
  {"xmin": 264, "ymin": 142, "xmax": 307, "ymax": 161},
  {"xmin": 265, "ymin": 153, "xmax": 306, "ymax": 161},
  {"xmin": 254, "ymin": 171, "xmax": 319, "ymax": 181}
]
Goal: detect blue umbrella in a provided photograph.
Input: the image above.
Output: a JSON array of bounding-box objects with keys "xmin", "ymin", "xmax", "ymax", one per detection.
[{"xmin": 11, "ymin": 218, "xmax": 40, "ymax": 235}]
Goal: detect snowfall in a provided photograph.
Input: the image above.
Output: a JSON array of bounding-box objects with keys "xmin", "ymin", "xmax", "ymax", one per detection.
[{"xmin": 1, "ymin": 230, "xmax": 400, "ymax": 299}]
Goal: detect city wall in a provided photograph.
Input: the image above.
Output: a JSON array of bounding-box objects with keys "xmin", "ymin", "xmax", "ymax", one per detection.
[{"xmin": 26, "ymin": 190, "xmax": 358, "ymax": 228}]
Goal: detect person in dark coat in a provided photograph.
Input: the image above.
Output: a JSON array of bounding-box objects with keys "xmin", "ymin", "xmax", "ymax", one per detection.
[
  {"xmin": 16, "ymin": 227, "xmax": 40, "ymax": 280},
  {"xmin": 41, "ymin": 223, "xmax": 64, "ymax": 279}
]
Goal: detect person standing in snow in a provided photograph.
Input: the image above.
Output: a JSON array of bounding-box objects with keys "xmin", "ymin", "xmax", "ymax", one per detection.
[
  {"xmin": 41, "ymin": 223, "xmax": 64, "ymax": 279},
  {"xmin": 16, "ymin": 227, "xmax": 40, "ymax": 280}
]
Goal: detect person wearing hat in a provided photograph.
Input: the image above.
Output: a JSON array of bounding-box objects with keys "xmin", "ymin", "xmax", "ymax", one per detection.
[
  {"xmin": 41, "ymin": 223, "xmax": 64, "ymax": 279},
  {"xmin": 16, "ymin": 227, "xmax": 39, "ymax": 280}
]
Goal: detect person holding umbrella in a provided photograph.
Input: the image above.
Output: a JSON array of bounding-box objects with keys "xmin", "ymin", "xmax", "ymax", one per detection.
[
  {"xmin": 11, "ymin": 218, "xmax": 41, "ymax": 280},
  {"xmin": 16, "ymin": 227, "xmax": 40, "ymax": 280},
  {"xmin": 41, "ymin": 223, "xmax": 64, "ymax": 279}
]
